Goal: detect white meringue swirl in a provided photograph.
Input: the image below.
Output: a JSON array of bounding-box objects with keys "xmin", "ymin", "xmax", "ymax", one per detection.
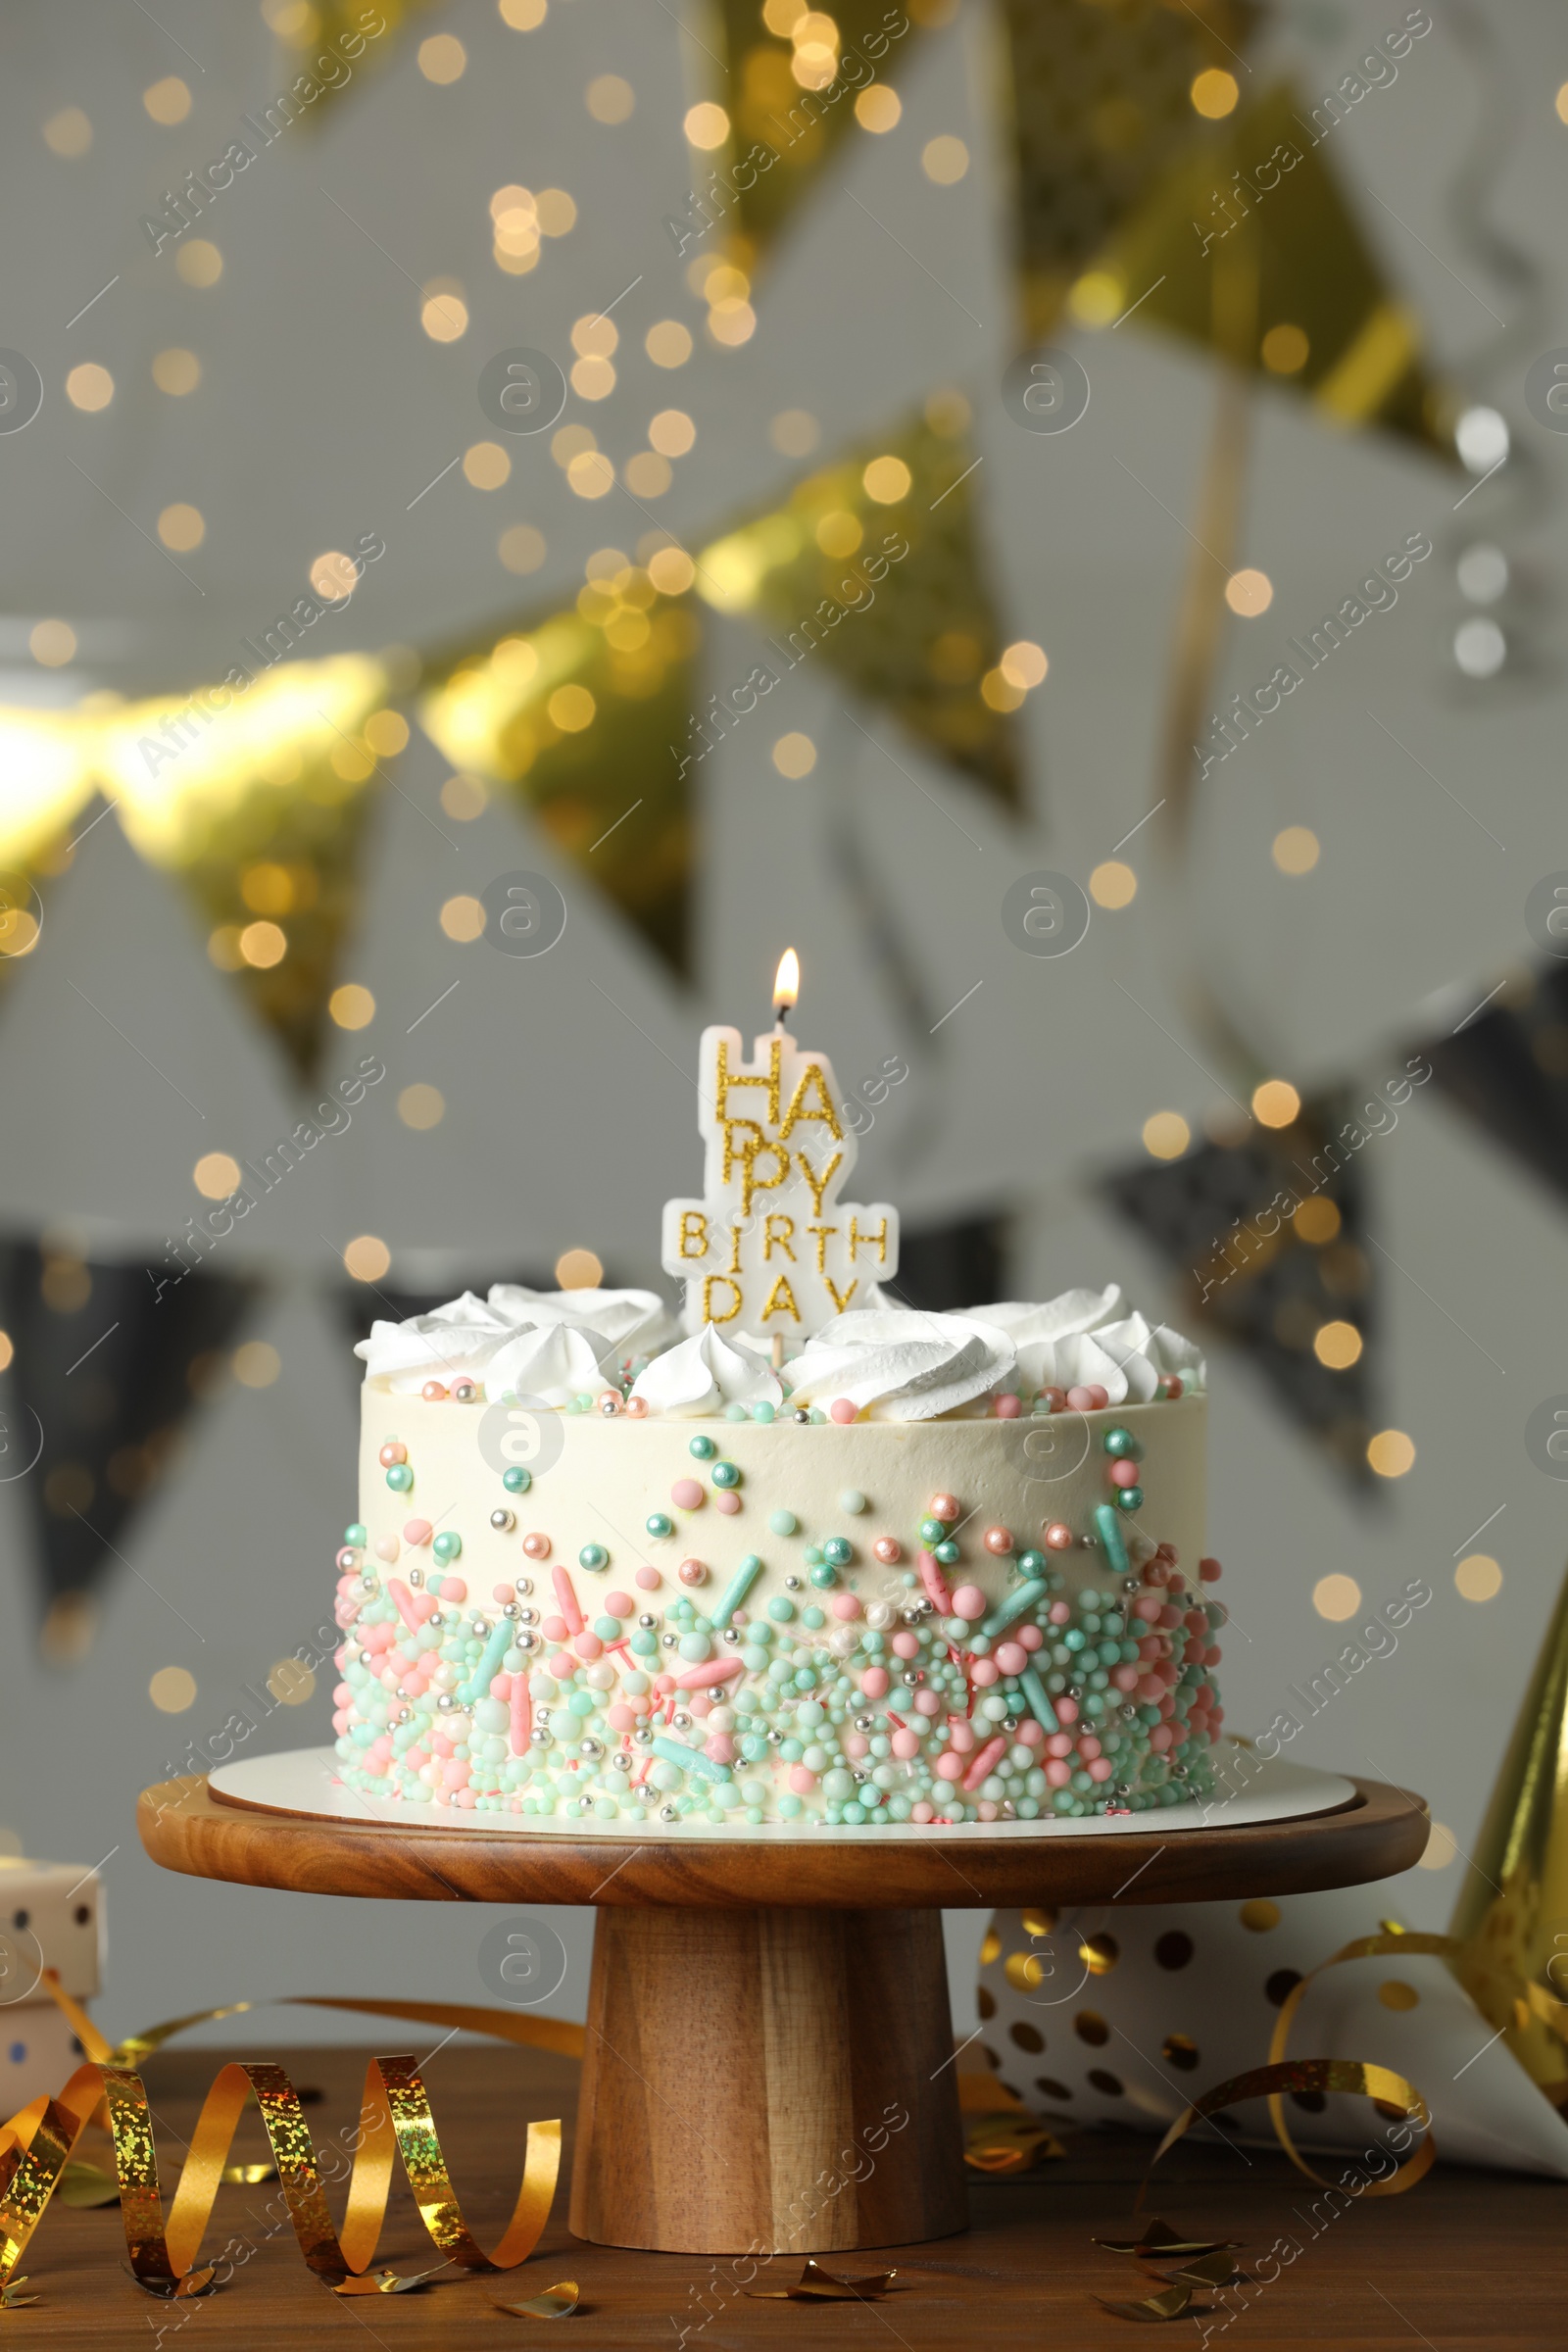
[
  {"xmin": 973, "ymin": 1290, "xmax": 1204, "ymax": 1402},
  {"xmin": 356, "ymin": 1282, "xmax": 671, "ymax": 1397},
  {"xmin": 783, "ymin": 1308, "xmax": 1016, "ymax": 1422},
  {"xmin": 629, "ymin": 1323, "xmax": 783, "ymax": 1417}
]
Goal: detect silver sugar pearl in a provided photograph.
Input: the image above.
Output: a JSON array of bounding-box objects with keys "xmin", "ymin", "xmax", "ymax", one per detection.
[
  {"xmin": 1122, "ymin": 1575, "xmax": 1140, "ymax": 1593},
  {"xmin": 852, "ymin": 1767, "xmax": 870, "ymax": 1784},
  {"xmin": 514, "ymin": 1576, "xmax": 533, "ymax": 1597},
  {"xmin": 784, "ymin": 1575, "xmax": 802, "ymax": 1592},
  {"xmin": 1120, "ymin": 1704, "xmax": 1138, "ymax": 1722},
  {"xmin": 503, "ymin": 1601, "xmax": 521, "ymax": 1620},
  {"xmin": 516, "ymin": 1606, "xmax": 538, "ymax": 1625},
  {"xmin": 722, "ymin": 1627, "xmax": 742, "ymax": 1644},
  {"xmin": 671, "ymin": 1711, "xmax": 692, "ymax": 1732},
  {"xmin": 900, "ymin": 1670, "xmax": 922, "ymax": 1688},
  {"xmin": 1079, "ymin": 1533, "xmax": 1094, "ymax": 1547},
  {"xmin": 854, "ymin": 1714, "xmax": 874, "ymax": 1733},
  {"xmin": 408, "ymin": 1566, "xmax": 424, "ymax": 1587},
  {"xmin": 1001, "ymin": 1800, "xmax": 1017, "ymax": 1819},
  {"xmin": 514, "ymin": 1632, "xmax": 537, "ymax": 1653},
  {"xmin": 436, "ymin": 1694, "xmax": 454, "ymax": 1711},
  {"xmin": 428, "ymin": 1610, "xmax": 444, "ymax": 1629},
  {"xmin": 612, "ymin": 1753, "xmax": 632, "ymax": 1773},
  {"xmin": 638, "ymin": 1612, "xmax": 658, "ymax": 1629},
  {"xmin": 765, "ymin": 1728, "xmax": 784, "ymax": 1746},
  {"xmin": 634, "ymin": 1726, "xmax": 655, "ymax": 1746},
  {"xmin": 1002, "ymin": 1716, "xmax": 1018, "ymax": 1735},
  {"xmin": 490, "ymin": 1508, "xmax": 515, "ymax": 1532},
  {"xmin": 792, "ymin": 1406, "xmax": 810, "ymax": 1424},
  {"xmin": 579, "ymin": 1739, "xmax": 602, "ymax": 1759},
  {"xmin": 529, "ymin": 1726, "xmax": 553, "ymax": 1747},
  {"xmin": 659, "ymin": 1803, "xmax": 679, "ymax": 1823},
  {"xmin": 900, "ymin": 1606, "xmax": 924, "ymax": 1627},
  {"xmin": 360, "ymin": 1573, "xmax": 377, "ymax": 1593},
  {"xmin": 471, "ymin": 1615, "xmax": 489, "ymax": 1636},
  {"xmin": 661, "ymin": 1632, "xmax": 679, "ymax": 1648}
]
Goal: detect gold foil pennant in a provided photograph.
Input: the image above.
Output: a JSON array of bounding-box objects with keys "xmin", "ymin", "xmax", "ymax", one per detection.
[{"xmin": 748, "ymin": 2259, "xmax": 900, "ymax": 2301}]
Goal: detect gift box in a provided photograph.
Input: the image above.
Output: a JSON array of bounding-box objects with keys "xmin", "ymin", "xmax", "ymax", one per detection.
[
  {"xmin": 0, "ymin": 1856, "xmax": 104, "ymax": 2001},
  {"xmin": 977, "ymin": 1886, "xmax": 1568, "ymax": 2178}
]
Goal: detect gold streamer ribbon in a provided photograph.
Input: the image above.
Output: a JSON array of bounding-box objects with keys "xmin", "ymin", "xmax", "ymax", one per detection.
[{"xmin": 0, "ymin": 1973, "xmax": 572, "ymax": 2298}]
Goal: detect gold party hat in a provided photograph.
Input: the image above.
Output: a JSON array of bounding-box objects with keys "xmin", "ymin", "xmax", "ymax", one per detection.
[{"xmin": 1448, "ymin": 1561, "xmax": 1568, "ymax": 2104}]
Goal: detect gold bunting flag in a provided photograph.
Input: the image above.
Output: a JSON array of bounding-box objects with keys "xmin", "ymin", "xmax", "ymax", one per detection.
[
  {"xmin": 0, "ymin": 1974, "xmax": 567, "ymax": 2301},
  {"xmin": 1090, "ymin": 81, "xmax": 1450, "ymax": 451},
  {"xmin": 698, "ymin": 405, "xmax": 1030, "ymax": 809},
  {"xmin": 1001, "ymin": 0, "xmax": 1261, "ymax": 341},
  {"xmin": 94, "ymin": 656, "xmax": 392, "ymax": 1079},
  {"xmin": 700, "ymin": 1, "xmax": 942, "ymax": 274},
  {"xmin": 421, "ymin": 573, "xmax": 700, "ymax": 974}
]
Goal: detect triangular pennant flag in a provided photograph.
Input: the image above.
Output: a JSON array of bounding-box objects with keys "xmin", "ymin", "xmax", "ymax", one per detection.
[
  {"xmin": 1102, "ymin": 1091, "xmax": 1380, "ymax": 1487},
  {"xmin": 419, "ymin": 574, "xmax": 700, "ymax": 975},
  {"xmin": 94, "ymin": 655, "xmax": 390, "ymax": 1080},
  {"xmin": 699, "ymin": 0, "xmax": 938, "ymax": 271},
  {"xmin": 0, "ymin": 711, "xmax": 97, "ymax": 1009},
  {"xmin": 0, "ymin": 1237, "xmax": 256, "ymax": 1657},
  {"xmin": 1001, "ymin": 0, "xmax": 1261, "ymax": 339},
  {"xmin": 1092, "ymin": 79, "xmax": 1449, "ymax": 450},
  {"xmin": 698, "ymin": 408, "xmax": 1028, "ymax": 808},
  {"xmin": 1421, "ymin": 968, "xmax": 1568, "ymax": 1209},
  {"xmin": 271, "ymin": 0, "xmax": 442, "ymax": 116}
]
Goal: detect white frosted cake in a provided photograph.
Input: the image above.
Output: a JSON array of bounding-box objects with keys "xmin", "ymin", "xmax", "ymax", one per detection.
[{"xmin": 330, "ymin": 1286, "xmax": 1226, "ymax": 1830}]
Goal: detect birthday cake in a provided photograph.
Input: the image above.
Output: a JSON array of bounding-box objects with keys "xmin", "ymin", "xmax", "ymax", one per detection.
[{"xmin": 330, "ymin": 1007, "xmax": 1226, "ymax": 1832}]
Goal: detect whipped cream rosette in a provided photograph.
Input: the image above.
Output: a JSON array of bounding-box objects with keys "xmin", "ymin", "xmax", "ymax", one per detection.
[
  {"xmin": 781, "ymin": 1307, "xmax": 1016, "ymax": 1420},
  {"xmin": 628, "ymin": 1323, "xmax": 783, "ymax": 1417}
]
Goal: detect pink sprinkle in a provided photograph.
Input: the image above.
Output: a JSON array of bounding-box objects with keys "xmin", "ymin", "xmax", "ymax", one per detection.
[
  {"xmin": 860, "ymin": 1666, "xmax": 890, "ymax": 1699},
  {"xmin": 604, "ymin": 1591, "xmax": 633, "ymax": 1618},
  {"xmin": 844, "ymin": 1734, "xmax": 870, "ymax": 1759},
  {"xmin": 704, "ymin": 1734, "xmax": 736, "ymax": 1766},
  {"xmin": 511, "ymin": 1676, "xmax": 530, "ymax": 1755},
  {"xmin": 911, "ymin": 1801, "xmax": 935, "ymax": 1824},
  {"xmin": 552, "ymin": 1566, "xmax": 584, "ymax": 1635},
  {"xmin": 403, "ymin": 1518, "xmax": 433, "ymax": 1546},
  {"xmin": 829, "ymin": 1397, "xmax": 857, "ymax": 1424},
  {"xmin": 374, "ymin": 1536, "xmax": 399, "ymax": 1563},
  {"xmin": 454, "ymin": 1787, "xmax": 476, "ymax": 1809},
  {"xmin": 891, "ymin": 1730, "xmax": 921, "ymax": 1761},
  {"xmin": 913, "ymin": 1689, "xmax": 941, "ymax": 1717},
  {"xmin": 1111, "ymin": 1665, "xmax": 1140, "ymax": 1691},
  {"xmin": 788, "ymin": 1765, "xmax": 817, "ymax": 1793},
  {"xmin": 573, "ymin": 1632, "xmax": 604, "ymax": 1661},
  {"xmin": 713, "ymin": 1492, "xmax": 742, "ymax": 1515},
  {"xmin": 1047, "ymin": 1733, "xmax": 1073, "ymax": 1758},
  {"xmin": 1089, "ymin": 1757, "xmax": 1114, "ymax": 1783},
  {"xmin": 995, "ymin": 1393, "xmax": 1022, "ymax": 1419},
  {"xmin": 438, "ymin": 1577, "xmax": 466, "ymax": 1605},
  {"xmin": 541, "ymin": 1614, "xmax": 569, "ymax": 1642},
  {"xmin": 1055, "ymin": 1696, "xmax": 1079, "ymax": 1725},
  {"xmin": 952, "ymin": 1585, "xmax": 986, "ymax": 1622},
  {"xmin": 1109, "ymin": 1458, "xmax": 1140, "ymax": 1489},
  {"xmin": 673, "ymin": 1657, "xmax": 744, "ymax": 1690},
  {"xmin": 948, "ymin": 1721, "xmax": 976, "ymax": 1754},
  {"xmin": 1200, "ymin": 1555, "xmax": 1223, "ymax": 1581},
  {"xmin": 891, "ymin": 1631, "xmax": 919, "ymax": 1660},
  {"xmin": 635, "ymin": 1566, "xmax": 662, "ymax": 1590},
  {"xmin": 917, "ymin": 1549, "xmax": 953, "ymax": 1614},
  {"xmin": 1048, "ymin": 1599, "xmax": 1071, "ymax": 1625},
  {"xmin": 976, "ymin": 1801, "xmax": 1000, "ymax": 1822},
  {"xmin": 1150, "ymin": 1724, "xmax": 1173, "ymax": 1751},
  {"xmin": 935, "ymin": 1752, "xmax": 964, "ymax": 1782},
  {"xmin": 1085, "ymin": 1384, "xmax": 1109, "ymax": 1409},
  {"xmin": 607, "ymin": 1704, "xmax": 635, "ymax": 1734},
  {"xmin": 961, "ymin": 1735, "xmax": 1007, "ymax": 1790},
  {"xmin": 1019, "ymin": 1623, "xmax": 1044, "ymax": 1651},
  {"xmin": 1016, "ymin": 1719, "xmax": 1044, "ymax": 1747},
  {"xmin": 386, "ymin": 1579, "xmax": 422, "ymax": 1635},
  {"xmin": 492, "ymin": 1581, "xmax": 514, "ymax": 1603},
  {"xmin": 970, "ymin": 1657, "xmax": 1000, "ymax": 1688},
  {"xmin": 830, "ymin": 1593, "xmax": 861, "ymax": 1620},
  {"xmin": 994, "ymin": 1642, "xmax": 1028, "ymax": 1677},
  {"xmin": 1065, "ymin": 1386, "xmax": 1096, "ymax": 1412},
  {"xmin": 654, "ymin": 1673, "xmax": 675, "ymax": 1693},
  {"xmin": 670, "ymin": 1478, "xmax": 705, "ymax": 1510},
  {"xmin": 1046, "ymin": 1759, "xmax": 1072, "ymax": 1788}
]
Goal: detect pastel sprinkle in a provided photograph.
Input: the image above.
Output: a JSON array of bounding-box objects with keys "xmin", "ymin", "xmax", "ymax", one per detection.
[
  {"xmin": 710, "ymin": 1553, "xmax": 763, "ymax": 1628},
  {"xmin": 552, "ymin": 1566, "xmax": 584, "ymax": 1636},
  {"xmin": 768, "ymin": 1509, "xmax": 799, "ymax": 1537},
  {"xmin": 916, "ymin": 1550, "xmax": 953, "ymax": 1614},
  {"xmin": 673, "ymin": 1656, "xmax": 746, "ymax": 1690},
  {"xmin": 459, "ymin": 1617, "xmax": 513, "ymax": 1705},
  {"xmin": 961, "ymin": 1735, "xmax": 1008, "ymax": 1791},
  {"xmin": 1018, "ymin": 1666, "xmax": 1060, "ymax": 1736},
  {"xmin": 829, "ymin": 1397, "xmax": 857, "ymax": 1424},
  {"xmin": 653, "ymin": 1736, "xmax": 730, "ymax": 1783},
  {"xmin": 1094, "ymin": 1502, "xmax": 1130, "ymax": 1578},
  {"xmin": 713, "ymin": 1492, "xmax": 742, "ymax": 1515},
  {"xmin": 979, "ymin": 1579, "xmax": 1050, "ymax": 1640},
  {"xmin": 670, "ymin": 1480, "xmax": 705, "ymax": 1510}
]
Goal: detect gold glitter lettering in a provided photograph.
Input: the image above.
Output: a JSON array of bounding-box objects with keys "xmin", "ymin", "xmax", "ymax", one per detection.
[
  {"xmin": 726, "ymin": 1222, "xmax": 744, "ymax": 1275},
  {"xmin": 779, "ymin": 1059, "xmax": 844, "ymax": 1142},
  {"xmin": 714, "ymin": 1036, "xmax": 781, "ymax": 1126},
  {"xmin": 760, "ymin": 1274, "xmax": 801, "ymax": 1323},
  {"xmin": 764, "ymin": 1214, "xmax": 797, "ymax": 1262},
  {"xmin": 679, "ymin": 1210, "xmax": 710, "ymax": 1260},
  {"xmin": 739, "ymin": 1137, "xmax": 790, "ymax": 1217},
  {"xmin": 703, "ymin": 1275, "xmax": 744, "ymax": 1324},
  {"xmin": 721, "ymin": 1117, "xmax": 766, "ymax": 1187},
  {"xmin": 796, "ymin": 1150, "xmax": 843, "ymax": 1214},
  {"xmin": 849, "ymin": 1215, "xmax": 889, "ymax": 1264},
  {"xmin": 807, "ymin": 1223, "xmax": 839, "ymax": 1272},
  {"xmin": 823, "ymin": 1275, "xmax": 858, "ymax": 1312}
]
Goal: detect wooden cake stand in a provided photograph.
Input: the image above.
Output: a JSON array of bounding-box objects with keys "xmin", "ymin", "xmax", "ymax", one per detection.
[{"xmin": 139, "ymin": 1769, "xmax": 1428, "ymax": 2257}]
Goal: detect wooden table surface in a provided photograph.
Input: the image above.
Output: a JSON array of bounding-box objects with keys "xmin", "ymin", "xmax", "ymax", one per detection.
[{"xmin": 6, "ymin": 2040, "xmax": 1560, "ymax": 2348}]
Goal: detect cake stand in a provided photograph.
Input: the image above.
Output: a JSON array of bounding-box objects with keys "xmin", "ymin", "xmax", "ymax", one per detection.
[{"xmin": 139, "ymin": 1762, "xmax": 1428, "ymax": 2256}]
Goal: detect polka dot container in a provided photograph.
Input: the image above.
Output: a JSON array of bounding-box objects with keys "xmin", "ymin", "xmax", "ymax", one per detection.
[{"xmin": 333, "ymin": 1385, "xmax": 1222, "ymax": 1830}]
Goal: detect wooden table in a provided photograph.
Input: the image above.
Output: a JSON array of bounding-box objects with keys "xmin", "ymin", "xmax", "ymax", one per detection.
[
  {"xmin": 6, "ymin": 2039, "xmax": 1560, "ymax": 2348},
  {"xmin": 139, "ymin": 1772, "xmax": 1430, "ymax": 2258}
]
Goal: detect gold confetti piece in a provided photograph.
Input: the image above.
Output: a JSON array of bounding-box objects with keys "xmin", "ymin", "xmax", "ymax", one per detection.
[
  {"xmin": 334, "ymin": 2260, "xmax": 456, "ymax": 2296},
  {"xmin": 492, "ymin": 2279, "xmax": 580, "ymax": 2319},
  {"xmin": 1160, "ymin": 2251, "xmax": 1247, "ymax": 2287},
  {"xmin": 57, "ymin": 2159, "xmax": 121, "ymax": 2208},
  {"xmin": 1096, "ymin": 2281, "xmax": 1198, "ymax": 2323},
  {"xmin": 0, "ymin": 2277, "xmax": 36, "ymax": 2307},
  {"xmin": 1097, "ymin": 2220, "xmax": 1240, "ymax": 2258},
  {"xmin": 963, "ymin": 2115, "xmax": 1066, "ymax": 2173},
  {"xmin": 747, "ymin": 2260, "xmax": 899, "ymax": 2302},
  {"xmin": 220, "ymin": 2161, "xmax": 275, "ymax": 2185}
]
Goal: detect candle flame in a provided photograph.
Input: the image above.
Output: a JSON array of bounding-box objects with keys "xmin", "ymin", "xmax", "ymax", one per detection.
[{"xmin": 772, "ymin": 948, "xmax": 800, "ymax": 1010}]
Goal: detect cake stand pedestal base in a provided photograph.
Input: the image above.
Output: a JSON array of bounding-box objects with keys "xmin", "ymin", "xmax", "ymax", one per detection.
[
  {"xmin": 138, "ymin": 1768, "xmax": 1429, "ymax": 2256},
  {"xmin": 572, "ymin": 1904, "xmax": 962, "ymax": 2252}
]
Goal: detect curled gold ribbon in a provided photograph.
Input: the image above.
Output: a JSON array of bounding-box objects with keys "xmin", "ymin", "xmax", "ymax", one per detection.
[
  {"xmin": 1141, "ymin": 1929, "xmax": 1448, "ymax": 2203},
  {"xmin": 0, "ymin": 1974, "xmax": 568, "ymax": 2298}
]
